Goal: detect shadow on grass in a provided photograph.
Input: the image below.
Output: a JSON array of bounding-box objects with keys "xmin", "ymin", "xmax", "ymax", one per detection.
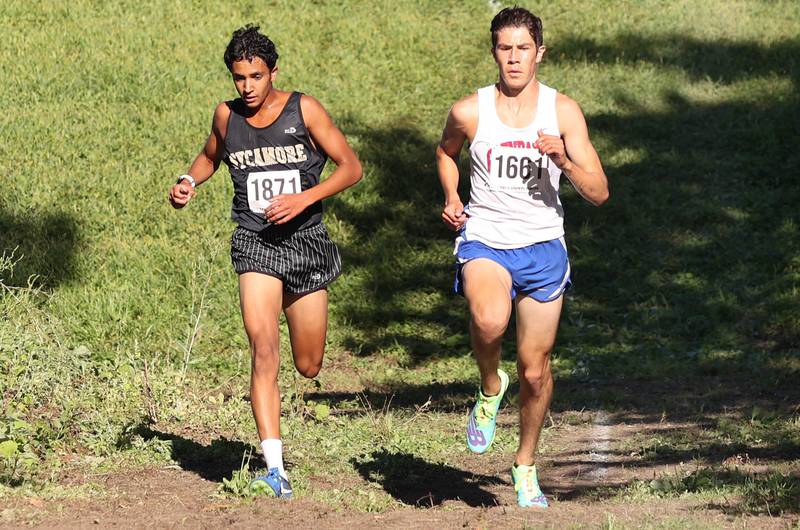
[
  {"xmin": 647, "ymin": 467, "xmax": 799, "ymax": 516},
  {"xmin": 0, "ymin": 211, "xmax": 80, "ymax": 289},
  {"xmin": 352, "ymin": 450, "xmax": 505, "ymax": 507},
  {"xmin": 312, "ymin": 367, "xmax": 798, "ymax": 423},
  {"xmin": 326, "ymin": 120, "xmax": 469, "ymax": 361},
  {"xmin": 311, "ymin": 374, "xmax": 798, "ymax": 487},
  {"xmin": 548, "ymin": 441, "xmax": 800, "ymax": 473},
  {"xmin": 549, "ymin": 34, "xmax": 799, "ymax": 87},
  {"xmin": 550, "ymin": 36, "xmax": 800, "ymax": 358},
  {"xmin": 123, "ymin": 425, "xmax": 256, "ymax": 483},
  {"xmin": 547, "ymin": 466, "xmax": 799, "ymax": 516},
  {"xmin": 327, "ymin": 34, "xmax": 800, "ymax": 384},
  {"xmin": 707, "ymin": 470, "xmax": 800, "ymax": 516},
  {"xmin": 312, "ymin": 380, "xmax": 475, "ymax": 413}
]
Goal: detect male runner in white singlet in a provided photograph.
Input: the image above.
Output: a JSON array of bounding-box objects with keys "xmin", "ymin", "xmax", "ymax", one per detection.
[
  {"xmin": 436, "ymin": 7, "xmax": 609, "ymax": 507},
  {"xmin": 169, "ymin": 26, "xmax": 362, "ymax": 498}
]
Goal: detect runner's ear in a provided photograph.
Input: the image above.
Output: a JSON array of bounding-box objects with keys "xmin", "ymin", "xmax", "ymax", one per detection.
[{"xmin": 536, "ymin": 46, "xmax": 546, "ymax": 64}]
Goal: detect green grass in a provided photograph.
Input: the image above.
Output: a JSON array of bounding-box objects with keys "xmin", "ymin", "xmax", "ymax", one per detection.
[
  {"xmin": 1, "ymin": 0, "xmax": 800, "ymax": 523},
  {"xmin": 618, "ymin": 466, "xmax": 800, "ymax": 516}
]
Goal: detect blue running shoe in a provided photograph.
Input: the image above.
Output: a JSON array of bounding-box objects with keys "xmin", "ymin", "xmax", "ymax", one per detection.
[
  {"xmin": 466, "ymin": 368, "xmax": 509, "ymax": 453},
  {"xmin": 251, "ymin": 467, "xmax": 293, "ymax": 499},
  {"xmin": 512, "ymin": 463, "xmax": 548, "ymax": 508}
]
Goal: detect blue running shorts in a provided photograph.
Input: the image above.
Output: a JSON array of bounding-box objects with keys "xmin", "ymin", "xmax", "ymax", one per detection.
[{"xmin": 454, "ymin": 237, "xmax": 571, "ymax": 302}]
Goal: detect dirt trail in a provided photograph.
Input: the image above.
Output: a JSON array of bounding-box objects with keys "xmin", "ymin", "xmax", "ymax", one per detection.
[{"xmin": 2, "ymin": 414, "xmax": 796, "ymax": 529}]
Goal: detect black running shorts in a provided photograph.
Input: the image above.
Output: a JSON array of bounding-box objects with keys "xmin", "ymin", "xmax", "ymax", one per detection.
[{"xmin": 230, "ymin": 223, "xmax": 341, "ymax": 294}]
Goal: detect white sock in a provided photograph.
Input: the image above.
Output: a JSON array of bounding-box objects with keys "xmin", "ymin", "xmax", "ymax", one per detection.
[{"xmin": 260, "ymin": 438, "xmax": 287, "ymax": 479}]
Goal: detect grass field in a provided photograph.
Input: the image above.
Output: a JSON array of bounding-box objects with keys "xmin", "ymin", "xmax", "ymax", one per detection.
[{"xmin": 1, "ymin": 0, "xmax": 799, "ymax": 527}]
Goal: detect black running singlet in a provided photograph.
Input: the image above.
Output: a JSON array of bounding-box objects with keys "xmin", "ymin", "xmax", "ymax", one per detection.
[{"xmin": 223, "ymin": 92, "xmax": 327, "ymax": 233}]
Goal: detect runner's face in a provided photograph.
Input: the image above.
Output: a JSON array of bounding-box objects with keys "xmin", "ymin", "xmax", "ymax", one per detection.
[
  {"xmin": 231, "ymin": 57, "xmax": 276, "ymax": 109},
  {"xmin": 493, "ymin": 26, "xmax": 545, "ymax": 90}
]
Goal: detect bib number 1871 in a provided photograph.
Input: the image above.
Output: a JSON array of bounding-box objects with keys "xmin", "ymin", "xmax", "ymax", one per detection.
[{"xmin": 246, "ymin": 169, "xmax": 301, "ymax": 213}]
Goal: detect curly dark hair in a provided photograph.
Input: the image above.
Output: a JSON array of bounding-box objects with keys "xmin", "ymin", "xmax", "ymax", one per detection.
[
  {"xmin": 490, "ymin": 6, "xmax": 543, "ymax": 48},
  {"xmin": 223, "ymin": 25, "xmax": 279, "ymax": 71}
]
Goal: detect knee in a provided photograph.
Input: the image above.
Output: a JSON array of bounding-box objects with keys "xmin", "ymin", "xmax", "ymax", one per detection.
[
  {"xmin": 520, "ymin": 363, "xmax": 551, "ymax": 396},
  {"xmin": 251, "ymin": 338, "xmax": 279, "ymax": 376},
  {"xmin": 295, "ymin": 357, "xmax": 322, "ymax": 379},
  {"xmin": 471, "ymin": 308, "xmax": 508, "ymax": 340}
]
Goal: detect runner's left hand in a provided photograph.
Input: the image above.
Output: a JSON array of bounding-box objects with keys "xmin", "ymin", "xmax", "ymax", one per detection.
[
  {"xmin": 264, "ymin": 193, "xmax": 310, "ymax": 224},
  {"xmin": 535, "ymin": 129, "xmax": 570, "ymax": 170}
]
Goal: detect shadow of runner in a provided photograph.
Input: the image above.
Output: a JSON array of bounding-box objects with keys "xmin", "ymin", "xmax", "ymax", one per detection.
[
  {"xmin": 127, "ymin": 426, "xmax": 257, "ymax": 483},
  {"xmin": 352, "ymin": 450, "xmax": 504, "ymax": 508}
]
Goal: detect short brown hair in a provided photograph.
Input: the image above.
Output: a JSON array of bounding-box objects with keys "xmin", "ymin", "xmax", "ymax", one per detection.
[{"xmin": 490, "ymin": 6, "xmax": 543, "ymax": 48}]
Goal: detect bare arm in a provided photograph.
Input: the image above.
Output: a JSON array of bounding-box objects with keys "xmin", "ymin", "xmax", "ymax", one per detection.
[
  {"xmin": 536, "ymin": 95, "xmax": 609, "ymax": 206},
  {"xmin": 436, "ymin": 95, "xmax": 477, "ymax": 230},
  {"xmin": 168, "ymin": 103, "xmax": 230, "ymax": 208},
  {"xmin": 265, "ymin": 95, "xmax": 362, "ymax": 224}
]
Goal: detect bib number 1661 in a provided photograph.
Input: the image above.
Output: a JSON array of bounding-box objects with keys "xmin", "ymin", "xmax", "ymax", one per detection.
[{"xmin": 494, "ymin": 154, "xmax": 549, "ymax": 180}]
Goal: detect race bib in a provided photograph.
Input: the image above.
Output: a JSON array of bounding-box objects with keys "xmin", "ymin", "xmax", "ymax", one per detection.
[
  {"xmin": 488, "ymin": 146, "xmax": 550, "ymax": 192},
  {"xmin": 246, "ymin": 169, "xmax": 301, "ymax": 213}
]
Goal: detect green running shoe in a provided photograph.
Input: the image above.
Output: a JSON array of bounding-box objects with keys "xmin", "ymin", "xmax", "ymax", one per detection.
[
  {"xmin": 465, "ymin": 368, "xmax": 509, "ymax": 453},
  {"xmin": 512, "ymin": 463, "xmax": 548, "ymax": 508}
]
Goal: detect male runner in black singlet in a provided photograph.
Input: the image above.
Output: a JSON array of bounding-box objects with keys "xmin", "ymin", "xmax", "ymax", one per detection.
[{"xmin": 168, "ymin": 25, "xmax": 362, "ymax": 498}]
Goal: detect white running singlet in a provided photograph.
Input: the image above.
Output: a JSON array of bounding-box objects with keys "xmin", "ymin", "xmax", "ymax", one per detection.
[{"xmin": 462, "ymin": 82, "xmax": 564, "ymax": 249}]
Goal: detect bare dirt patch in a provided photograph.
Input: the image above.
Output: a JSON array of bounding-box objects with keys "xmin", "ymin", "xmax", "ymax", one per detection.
[{"xmin": 3, "ymin": 414, "xmax": 797, "ymax": 529}]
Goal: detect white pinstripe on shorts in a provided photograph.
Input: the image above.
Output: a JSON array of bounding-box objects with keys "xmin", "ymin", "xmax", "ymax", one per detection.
[{"xmin": 230, "ymin": 223, "xmax": 342, "ymax": 294}]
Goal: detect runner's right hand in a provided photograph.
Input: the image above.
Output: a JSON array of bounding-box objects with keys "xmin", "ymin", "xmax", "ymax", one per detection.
[
  {"xmin": 442, "ymin": 199, "xmax": 467, "ymax": 231},
  {"xmin": 169, "ymin": 181, "xmax": 195, "ymax": 209}
]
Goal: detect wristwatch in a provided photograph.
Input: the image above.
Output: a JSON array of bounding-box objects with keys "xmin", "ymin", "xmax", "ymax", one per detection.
[{"xmin": 177, "ymin": 174, "xmax": 196, "ymax": 188}]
